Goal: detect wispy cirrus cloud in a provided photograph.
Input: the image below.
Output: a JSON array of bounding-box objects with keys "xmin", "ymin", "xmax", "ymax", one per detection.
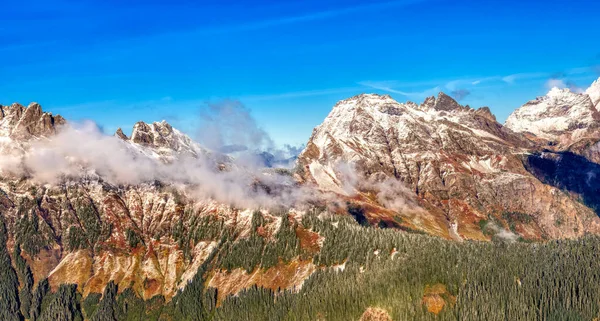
[
  {"xmin": 185, "ymin": 0, "xmax": 426, "ymax": 35},
  {"xmin": 444, "ymin": 77, "xmax": 500, "ymax": 90},
  {"xmin": 358, "ymin": 77, "xmax": 494, "ymax": 100},
  {"xmin": 50, "ymin": 86, "xmax": 363, "ymax": 114},
  {"xmin": 359, "ymin": 65, "xmax": 600, "ymax": 101},
  {"xmin": 240, "ymin": 87, "xmax": 363, "ymax": 101},
  {"xmin": 501, "ymin": 72, "xmax": 548, "ymax": 84},
  {"xmin": 358, "ymin": 80, "xmax": 440, "ymax": 99},
  {"xmin": 502, "ymin": 66, "xmax": 600, "ymax": 85}
]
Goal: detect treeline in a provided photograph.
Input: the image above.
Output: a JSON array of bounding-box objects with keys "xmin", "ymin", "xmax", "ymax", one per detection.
[{"xmin": 3, "ymin": 210, "xmax": 600, "ymax": 320}]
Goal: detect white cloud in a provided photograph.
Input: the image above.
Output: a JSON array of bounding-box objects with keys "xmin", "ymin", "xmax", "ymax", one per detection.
[
  {"xmin": 545, "ymin": 78, "xmax": 585, "ymax": 93},
  {"xmin": 502, "ymin": 72, "xmax": 548, "ymax": 84},
  {"xmin": 189, "ymin": 0, "xmax": 429, "ymax": 35},
  {"xmin": 240, "ymin": 87, "xmax": 362, "ymax": 101},
  {"xmin": 485, "ymin": 221, "xmax": 518, "ymax": 243},
  {"xmin": 0, "ymin": 121, "xmax": 321, "ymax": 209},
  {"xmin": 545, "ymin": 78, "xmax": 567, "ymax": 89}
]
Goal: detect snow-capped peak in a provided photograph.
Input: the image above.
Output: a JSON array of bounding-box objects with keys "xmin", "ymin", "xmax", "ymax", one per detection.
[
  {"xmin": 505, "ymin": 83, "xmax": 599, "ymax": 141},
  {"xmin": 296, "ymin": 90, "xmax": 596, "ymax": 240},
  {"xmin": 547, "ymin": 86, "xmax": 572, "ymax": 98},
  {"xmin": 299, "ymin": 91, "xmax": 527, "ymax": 195},
  {"xmin": 586, "ymin": 77, "xmax": 600, "ymax": 107},
  {"xmin": 121, "ymin": 120, "xmax": 208, "ymax": 161}
]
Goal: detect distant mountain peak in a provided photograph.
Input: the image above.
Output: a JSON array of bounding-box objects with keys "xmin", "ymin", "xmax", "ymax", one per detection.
[
  {"xmin": 126, "ymin": 120, "xmax": 206, "ymax": 161},
  {"xmin": 586, "ymin": 77, "xmax": 600, "ymax": 106},
  {"xmin": 433, "ymin": 92, "xmax": 463, "ymax": 111},
  {"xmin": 115, "ymin": 127, "xmax": 128, "ymax": 140},
  {"xmin": 475, "ymin": 106, "xmax": 497, "ymax": 122},
  {"xmin": 296, "ymin": 90, "xmax": 588, "ymax": 240},
  {"xmin": 0, "ymin": 102, "xmax": 65, "ymax": 140},
  {"xmin": 333, "ymin": 93, "xmax": 395, "ymax": 108},
  {"xmin": 334, "ymin": 92, "xmax": 468, "ymax": 115},
  {"xmin": 505, "ymin": 82, "xmax": 599, "ymax": 141}
]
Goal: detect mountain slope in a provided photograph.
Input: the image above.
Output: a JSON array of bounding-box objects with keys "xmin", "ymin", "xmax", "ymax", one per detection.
[
  {"xmin": 297, "ymin": 93, "xmax": 600, "ymax": 240},
  {"xmin": 0, "ymin": 104, "xmax": 313, "ymax": 301}
]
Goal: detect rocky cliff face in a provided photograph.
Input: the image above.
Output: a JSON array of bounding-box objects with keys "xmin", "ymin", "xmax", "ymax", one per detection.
[
  {"xmin": 297, "ymin": 91, "xmax": 600, "ymax": 241},
  {"xmin": 0, "ymin": 102, "xmax": 66, "ymax": 140},
  {"xmin": 505, "ymin": 78, "xmax": 600, "ymax": 166},
  {"xmin": 0, "ymin": 103, "xmax": 66, "ymax": 158}
]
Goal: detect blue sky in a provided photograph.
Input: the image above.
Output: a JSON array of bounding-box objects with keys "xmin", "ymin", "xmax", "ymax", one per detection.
[{"xmin": 1, "ymin": 0, "xmax": 600, "ymax": 147}]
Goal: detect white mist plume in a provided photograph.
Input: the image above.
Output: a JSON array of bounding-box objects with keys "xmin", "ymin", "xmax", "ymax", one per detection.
[
  {"xmin": 0, "ymin": 115, "xmax": 319, "ymax": 209},
  {"xmin": 485, "ymin": 221, "xmax": 518, "ymax": 243},
  {"xmin": 22, "ymin": 121, "xmax": 159, "ymax": 184},
  {"xmin": 334, "ymin": 162, "xmax": 424, "ymax": 213},
  {"xmin": 545, "ymin": 78, "xmax": 585, "ymax": 93},
  {"xmin": 197, "ymin": 100, "xmax": 274, "ymax": 152},
  {"xmin": 195, "ymin": 100, "xmax": 303, "ymax": 169},
  {"xmin": 0, "ymin": 101, "xmax": 422, "ymax": 214}
]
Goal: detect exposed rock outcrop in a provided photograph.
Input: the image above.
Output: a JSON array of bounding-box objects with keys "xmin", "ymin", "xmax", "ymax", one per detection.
[{"xmin": 0, "ymin": 102, "xmax": 65, "ymax": 139}]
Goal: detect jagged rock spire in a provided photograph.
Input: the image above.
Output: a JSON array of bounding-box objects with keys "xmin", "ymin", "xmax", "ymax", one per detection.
[
  {"xmin": 586, "ymin": 77, "xmax": 600, "ymax": 106},
  {"xmin": 115, "ymin": 128, "xmax": 128, "ymax": 140},
  {"xmin": 433, "ymin": 92, "xmax": 463, "ymax": 111},
  {"xmin": 0, "ymin": 102, "xmax": 65, "ymax": 139}
]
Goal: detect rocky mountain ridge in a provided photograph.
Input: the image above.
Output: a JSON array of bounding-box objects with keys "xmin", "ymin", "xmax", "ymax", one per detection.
[
  {"xmin": 505, "ymin": 86, "xmax": 600, "ymax": 149},
  {"xmin": 297, "ymin": 78, "xmax": 600, "ymax": 240},
  {"xmin": 505, "ymin": 80, "xmax": 600, "ymax": 164},
  {"xmin": 2, "ymin": 77, "xmax": 600, "ymax": 305},
  {"xmin": 586, "ymin": 78, "xmax": 600, "ymax": 106},
  {"xmin": 0, "ymin": 102, "xmax": 65, "ymax": 140},
  {"xmin": 0, "ymin": 109, "xmax": 243, "ymax": 300},
  {"xmin": 115, "ymin": 120, "xmax": 208, "ymax": 162}
]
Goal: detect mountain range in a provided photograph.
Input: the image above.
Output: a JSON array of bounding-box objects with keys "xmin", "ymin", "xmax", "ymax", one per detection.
[
  {"xmin": 298, "ymin": 79, "xmax": 600, "ymax": 240},
  {"xmin": 1, "ymin": 77, "xmax": 600, "ymax": 320}
]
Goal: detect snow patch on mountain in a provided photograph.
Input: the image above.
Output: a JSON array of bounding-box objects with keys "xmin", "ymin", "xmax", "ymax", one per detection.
[
  {"xmin": 586, "ymin": 77, "xmax": 600, "ymax": 107},
  {"xmin": 504, "ymin": 87, "xmax": 599, "ymax": 140},
  {"xmin": 301, "ymin": 93, "xmax": 524, "ymax": 192},
  {"xmin": 117, "ymin": 120, "xmax": 210, "ymax": 162}
]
